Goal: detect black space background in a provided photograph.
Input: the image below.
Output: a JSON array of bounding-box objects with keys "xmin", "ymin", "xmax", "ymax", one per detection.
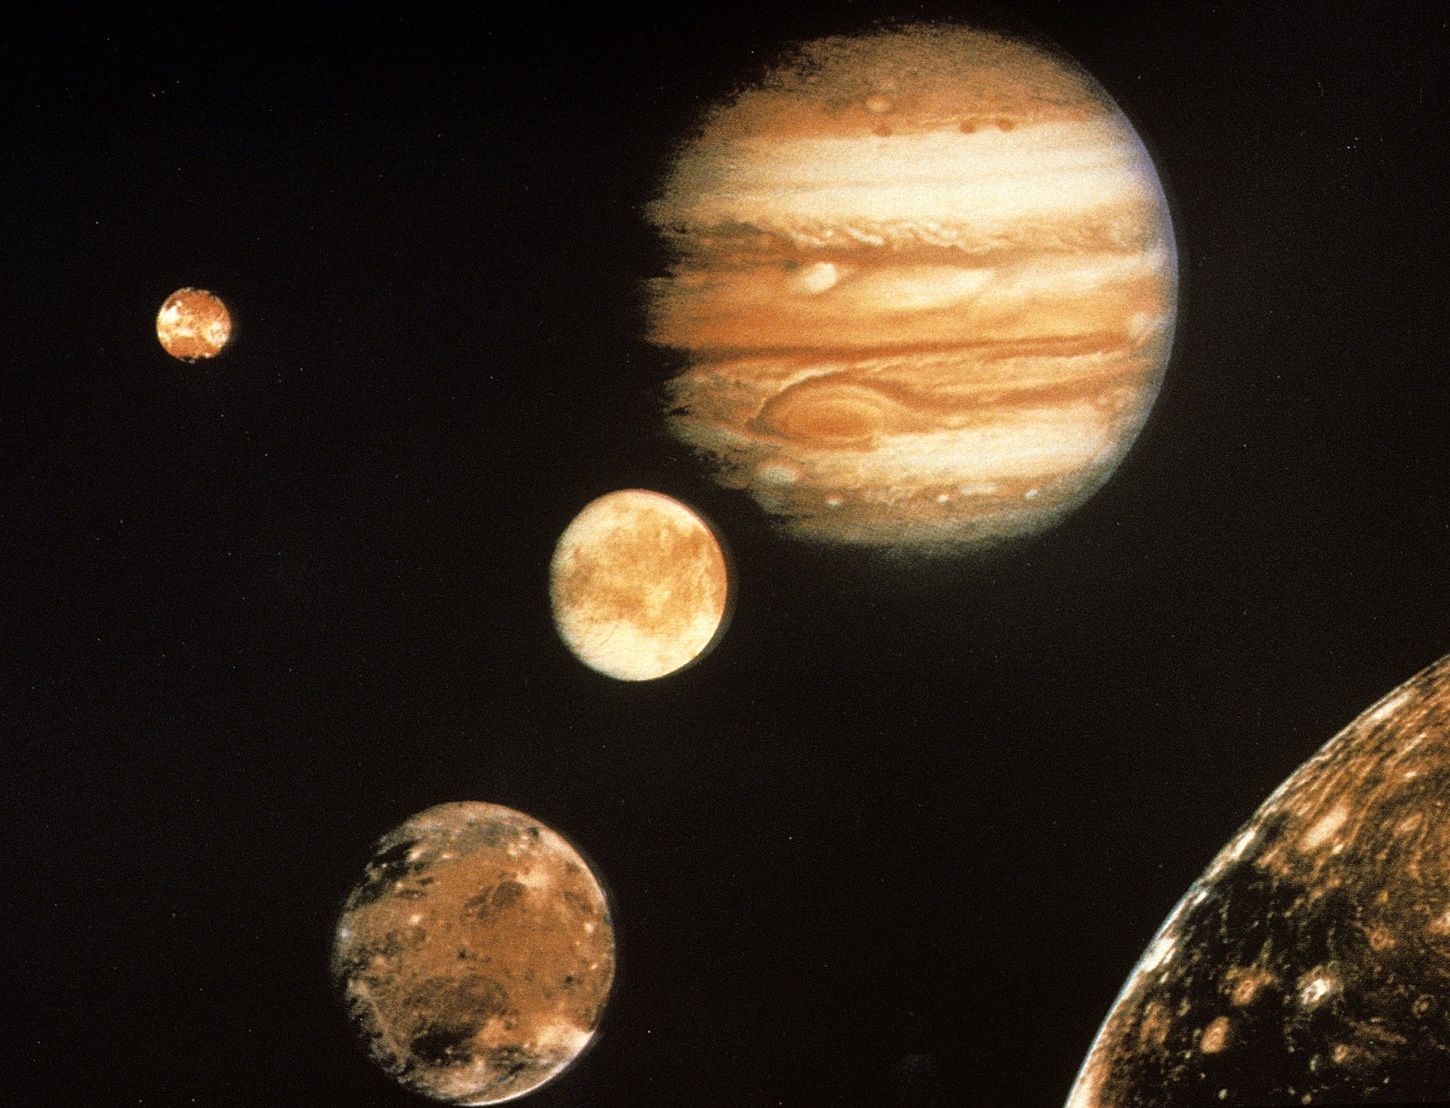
[{"xmin": 3, "ymin": 2, "xmax": 1446, "ymax": 1105}]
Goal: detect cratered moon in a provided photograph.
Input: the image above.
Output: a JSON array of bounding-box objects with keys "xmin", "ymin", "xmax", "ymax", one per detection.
[
  {"xmin": 549, "ymin": 489, "xmax": 730, "ymax": 681},
  {"xmin": 331, "ymin": 802, "xmax": 615, "ymax": 1104},
  {"xmin": 1069, "ymin": 654, "xmax": 1450, "ymax": 1106}
]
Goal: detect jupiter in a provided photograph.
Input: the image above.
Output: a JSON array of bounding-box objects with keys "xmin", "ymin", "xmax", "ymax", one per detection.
[{"xmin": 646, "ymin": 26, "xmax": 1177, "ymax": 551}]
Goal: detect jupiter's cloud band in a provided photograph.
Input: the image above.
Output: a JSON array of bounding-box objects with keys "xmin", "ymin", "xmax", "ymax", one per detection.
[{"xmin": 647, "ymin": 26, "xmax": 1177, "ymax": 550}]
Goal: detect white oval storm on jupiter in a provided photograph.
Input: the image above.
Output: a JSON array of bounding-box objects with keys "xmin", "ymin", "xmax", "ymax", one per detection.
[{"xmin": 647, "ymin": 26, "xmax": 1177, "ymax": 551}]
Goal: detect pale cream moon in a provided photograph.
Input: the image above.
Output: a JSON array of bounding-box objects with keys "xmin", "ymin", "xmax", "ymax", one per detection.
[
  {"xmin": 647, "ymin": 26, "xmax": 1177, "ymax": 551},
  {"xmin": 155, "ymin": 287, "xmax": 232, "ymax": 361},
  {"xmin": 549, "ymin": 490, "xmax": 730, "ymax": 681}
]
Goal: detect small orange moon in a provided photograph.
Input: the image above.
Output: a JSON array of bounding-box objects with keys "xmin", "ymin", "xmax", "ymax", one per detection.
[
  {"xmin": 155, "ymin": 287, "xmax": 232, "ymax": 361},
  {"xmin": 549, "ymin": 489, "xmax": 730, "ymax": 681}
]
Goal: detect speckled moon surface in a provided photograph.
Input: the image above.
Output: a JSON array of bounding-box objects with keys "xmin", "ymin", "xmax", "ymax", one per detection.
[
  {"xmin": 647, "ymin": 26, "xmax": 1176, "ymax": 551},
  {"xmin": 1067, "ymin": 654, "xmax": 1450, "ymax": 1107},
  {"xmin": 549, "ymin": 489, "xmax": 730, "ymax": 681},
  {"xmin": 155, "ymin": 287, "xmax": 231, "ymax": 361},
  {"xmin": 331, "ymin": 803, "xmax": 615, "ymax": 1104}
]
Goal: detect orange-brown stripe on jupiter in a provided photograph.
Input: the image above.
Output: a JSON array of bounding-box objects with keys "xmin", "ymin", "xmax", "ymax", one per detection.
[{"xmin": 647, "ymin": 26, "xmax": 1177, "ymax": 551}]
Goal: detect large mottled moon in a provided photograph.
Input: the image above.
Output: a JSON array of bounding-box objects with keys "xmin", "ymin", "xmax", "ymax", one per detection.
[
  {"xmin": 331, "ymin": 802, "xmax": 616, "ymax": 1104},
  {"xmin": 647, "ymin": 26, "xmax": 1177, "ymax": 551},
  {"xmin": 155, "ymin": 287, "xmax": 232, "ymax": 361},
  {"xmin": 549, "ymin": 489, "xmax": 730, "ymax": 681},
  {"xmin": 1068, "ymin": 653, "xmax": 1450, "ymax": 1107}
]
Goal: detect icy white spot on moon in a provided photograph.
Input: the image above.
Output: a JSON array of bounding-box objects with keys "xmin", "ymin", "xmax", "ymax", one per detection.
[
  {"xmin": 1140, "ymin": 930, "xmax": 1179, "ymax": 975},
  {"xmin": 1297, "ymin": 971, "xmax": 1339, "ymax": 1009},
  {"xmin": 1365, "ymin": 688, "xmax": 1412, "ymax": 726},
  {"xmin": 1299, "ymin": 803, "xmax": 1350, "ymax": 852}
]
